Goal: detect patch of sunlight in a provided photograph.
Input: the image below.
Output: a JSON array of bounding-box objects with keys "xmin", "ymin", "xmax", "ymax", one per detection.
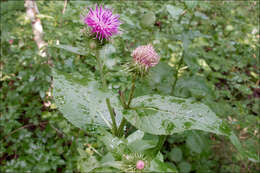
[
  {"xmin": 178, "ymin": 66, "xmax": 188, "ymax": 77},
  {"xmin": 168, "ymin": 52, "xmax": 182, "ymax": 67},
  {"xmin": 1, "ymin": 74, "xmax": 14, "ymax": 81},
  {"xmin": 36, "ymin": 14, "xmax": 55, "ymax": 20},
  {"xmin": 197, "ymin": 58, "xmax": 212, "ymax": 73},
  {"xmin": 193, "ymin": 37, "xmax": 209, "ymax": 47}
]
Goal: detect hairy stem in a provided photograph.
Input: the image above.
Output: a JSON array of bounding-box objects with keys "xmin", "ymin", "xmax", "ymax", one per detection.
[
  {"xmin": 106, "ymin": 98, "xmax": 118, "ymax": 136},
  {"xmin": 171, "ymin": 2, "xmax": 195, "ymax": 95},
  {"xmin": 156, "ymin": 135, "xmax": 167, "ymax": 153},
  {"xmin": 119, "ymin": 90, "xmax": 127, "ymax": 108},
  {"xmin": 145, "ymin": 135, "xmax": 167, "ymax": 159},
  {"xmin": 95, "ymin": 50, "xmax": 107, "ymax": 90},
  {"xmin": 95, "ymin": 49, "xmax": 118, "ymax": 136},
  {"xmin": 117, "ymin": 73, "xmax": 137, "ymax": 136},
  {"xmin": 117, "ymin": 118, "xmax": 126, "ymax": 137},
  {"xmin": 127, "ymin": 74, "xmax": 137, "ymax": 108}
]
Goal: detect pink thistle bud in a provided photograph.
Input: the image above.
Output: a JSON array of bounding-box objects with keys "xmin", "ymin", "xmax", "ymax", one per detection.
[
  {"xmin": 131, "ymin": 44, "xmax": 160, "ymax": 70},
  {"xmin": 136, "ymin": 160, "xmax": 145, "ymax": 170},
  {"xmin": 44, "ymin": 101, "xmax": 51, "ymax": 107},
  {"xmin": 84, "ymin": 5, "xmax": 121, "ymax": 40},
  {"xmin": 9, "ymin": 40, "xmax": 13, "ymax": 44}
]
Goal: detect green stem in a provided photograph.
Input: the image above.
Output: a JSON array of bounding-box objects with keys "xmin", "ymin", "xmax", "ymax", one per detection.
[
  {"xmin": 117, "ymin": 90, "xmax": 127, "ymax": 136},
  {"xmin": 117, "ymin": 74, "xmax": 137, "ymax": 136},
  {"xmin": 171, "ymin": 11, "xmax": 194, "ymax": 95},
  {"xmin": 127, "ymin": 74, "xmax": 137, "ymax": 108},
  {"xmin": 95, "ymin": 50, "xmax": 107, "ymax": 89},
  {"xmin": 106, "ymin": 98, "xmax": 117, "ymax": 136},
  {"xmin": 95, "ymin": 50, "xmax": 117, "ymax": 135},
  {"xmin": 119, "ymin": 90, "xmax": 127, "ymax": 109},
  {"xmin": 156, "ymin": 135, "xmax": 167, "ymax": 153},
  {"xmin": 171, "ymin": 52, "xmax": 184, "ymax": 95},
  {"xmin": 145, "ymin": 135, "xmax": 167, "ymax": 159},
  {"xmin": 117, "ymin": 118, "xmax": 126, "ymax": 137}
]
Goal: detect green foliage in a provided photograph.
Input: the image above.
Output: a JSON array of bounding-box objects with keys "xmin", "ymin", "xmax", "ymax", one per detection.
[
  {"xmin": 140, "ymin": 12, "xmax": 156, "ymax": 28},
  {"xmin": 186, "ymin": 131, "xmax": 205, "ymax": 154},
  {"xmin": 1, "ymin": 0, "xmax": 259, "ymax": 172},
  {"xmin": 77, "ymin": 130, "xmax": 178, "ymax": 172},
  {"xmin": 178, "ymin": 161, "xmax": 191, "ymax": 173},
  {"xmin": 166, "ymin": 5, "xmax": 184, "ymax": 19},
  {"xmin": 169, "ymin": 147, "xmax": 183, "ymax": 163}
]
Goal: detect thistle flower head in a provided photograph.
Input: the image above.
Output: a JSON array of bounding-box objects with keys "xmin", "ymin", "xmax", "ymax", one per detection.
[
  {"xmin": 131, "ymin": 44, "xmax": 160, "ymax": 70},
  {"xmin": 84, "ymin": 5, "xmax": 121, "ymax": 40},
  {"xmin": 136, "ymin": 160, "xmax": 145, "ymax": 170},
  {"xmin": 9, "ymin": 40, "xmax": 13, "ymax": 45},
  {"xmin": 121, "ymin": 153, "xmax": 147, "ymax": 172}
]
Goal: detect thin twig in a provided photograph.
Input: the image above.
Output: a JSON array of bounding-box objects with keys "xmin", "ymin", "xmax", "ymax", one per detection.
[
  {"xmin": 4, "ymin": 121, "xmax": 48, "ymax": 139},
  {"xmin": 25, "ymin": 0, "xmax": 47, "ymax": 57},
  {"xmin": 62, "ymin": 0, "xmax": 68, "ymax": 14},
  {"xmin": 49, "ymin": 123, "xmax": 66, "ymax": 137}
]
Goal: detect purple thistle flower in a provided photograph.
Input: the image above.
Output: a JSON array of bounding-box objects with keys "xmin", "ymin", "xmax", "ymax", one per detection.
[{"xmin": 84, "ymin": 5, "xmax": 121, "ymax": 40}]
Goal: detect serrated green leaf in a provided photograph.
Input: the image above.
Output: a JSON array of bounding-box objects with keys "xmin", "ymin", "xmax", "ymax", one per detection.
[
  {"xmin": 123, "ymin": 95, "xmax": 228, "ymax": 135},
  {"xmin": 52, "ymin": 69, "xmax": 123, "ymax": 129}
]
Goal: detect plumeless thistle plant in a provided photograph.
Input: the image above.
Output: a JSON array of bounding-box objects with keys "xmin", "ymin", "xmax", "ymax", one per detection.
[{"xmin": 53, "ymin": 3, "xmax": 259, "ymax": 173}]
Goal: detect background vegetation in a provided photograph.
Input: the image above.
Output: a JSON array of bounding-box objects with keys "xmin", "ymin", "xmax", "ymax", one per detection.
[{"xmin": 1, "ymin": 0, "xmax": 259, "ymax": 172}]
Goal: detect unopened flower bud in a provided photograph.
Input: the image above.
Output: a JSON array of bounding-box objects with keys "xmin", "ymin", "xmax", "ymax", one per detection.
[
  {"xmin": 136, "ymin": 160, "xmax": 145, "ymax": 170},
  {"xmin": 89, "ymin": 40, "xmax": 97, "ymax": 49},
  {"xmin": 9, "ymin": 40, "xmax": 13, "ymax": 45}
]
